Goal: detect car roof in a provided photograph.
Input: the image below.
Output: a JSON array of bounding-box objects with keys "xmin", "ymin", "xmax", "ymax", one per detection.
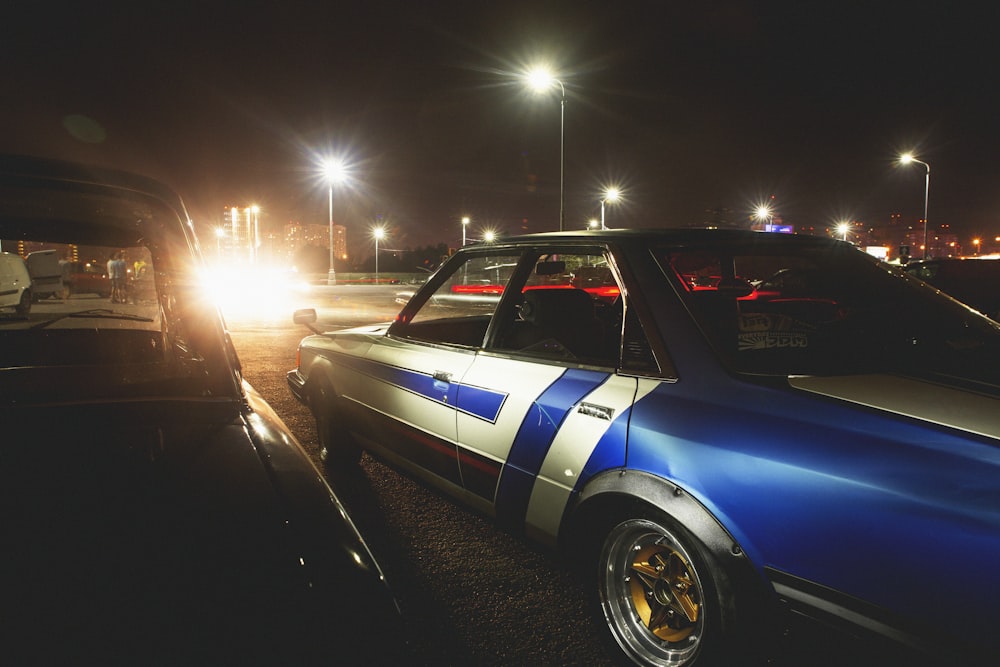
[
  {"xmin": 907, "ymin": 257, "xmax": 1000, "ymax": 266},
  {"xmin": 0, "ymin": 153, "xmax": 188, "ymax": 215},
  {"xmin": 0, "ymin": 154, "xmax": 194, "ymax": 248},
  {"xmin": 465, "ymin": 228, "xmax": 847, "ymax": 249}
]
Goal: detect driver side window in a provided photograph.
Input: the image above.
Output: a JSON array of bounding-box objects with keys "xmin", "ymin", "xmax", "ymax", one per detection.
[{"xmin": 397, "ymin": 252, "xmax": 521, "ymax": 347}]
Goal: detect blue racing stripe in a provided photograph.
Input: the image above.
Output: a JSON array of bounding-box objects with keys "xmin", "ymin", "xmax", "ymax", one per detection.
[
  {"xmin": 336, "ymin": 354, "xmax": 505, "ymax": 421},
  {"xmin": 495, "ymin": 368, "xmax": 610, "ymax": 528},
  {"xmin": 455, "ymin": 383, "xmax": 508, "ymax": 423}
]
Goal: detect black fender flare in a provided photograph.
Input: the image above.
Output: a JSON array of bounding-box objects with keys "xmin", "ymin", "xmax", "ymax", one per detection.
[
  {"xmin": 563, "ymin": 468, "xmax": 774, "ymax": 610},
  {"xmin": 568, "ymin": 469, "xmax": 743, "ymax": 560}
]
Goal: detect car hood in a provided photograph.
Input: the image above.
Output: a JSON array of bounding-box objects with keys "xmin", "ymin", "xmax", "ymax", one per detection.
[{"xmin": 2, "ymin": 396, "xmax": 402, "ymax": 664}]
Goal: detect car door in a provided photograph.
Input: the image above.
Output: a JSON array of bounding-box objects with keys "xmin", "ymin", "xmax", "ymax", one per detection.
[
  {"xmin": 358, "ymin": 337, "xmax": 477, "ymax": 486},
  {"xmin": 367, "ymin": 250, "xmax": 523, "ymax": 490},
  {"xmin": 453, "ymin": 247, "xmax": 653, "ymax": 542}
]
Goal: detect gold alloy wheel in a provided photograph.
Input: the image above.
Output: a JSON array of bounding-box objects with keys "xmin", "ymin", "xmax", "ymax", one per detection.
[
  {"xmin": 600, "ymin": 517, "xmax": 707, "ymax": 665},
  {"xmin": 628, "ymin": 543, "xmax": 701, "ymax": 642}
]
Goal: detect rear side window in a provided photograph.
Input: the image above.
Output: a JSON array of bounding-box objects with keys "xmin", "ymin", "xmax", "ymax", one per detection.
[{"xmin": 657, "ymin": 241, "xmax": 1000, "ymax": 383}]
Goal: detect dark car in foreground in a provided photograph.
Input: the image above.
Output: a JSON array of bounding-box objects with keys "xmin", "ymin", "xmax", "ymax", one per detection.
[
  {"xmin": 0, "ymin": 155, "xmax": 404, "ymax": 665},
  {"xmin": 289, "ymin": 229, "xmax": 1000, "ymax": 666},
  {"xmin": 904, "ymin": 256, "xmax": 1000, "ymax": 320}
]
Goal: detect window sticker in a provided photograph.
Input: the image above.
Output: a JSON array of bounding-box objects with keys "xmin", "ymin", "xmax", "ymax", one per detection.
[{"xmin": 737, "ymin": 312, "xmax": 811, "ymax": 351}]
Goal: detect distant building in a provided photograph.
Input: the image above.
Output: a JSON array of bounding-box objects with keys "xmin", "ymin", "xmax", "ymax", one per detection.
[
  {"xmin": 282, "ymin": 221, "xmax": 348, "ymax": 262},
  {"xmin": 220, "ymin": 206, "xmax": 261, "ymax": 263}
]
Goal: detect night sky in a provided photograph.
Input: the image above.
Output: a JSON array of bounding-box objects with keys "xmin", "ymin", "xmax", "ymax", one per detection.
[{"xmin": 3, "ymin": 1, "xmax": 999, "ymax": 256}]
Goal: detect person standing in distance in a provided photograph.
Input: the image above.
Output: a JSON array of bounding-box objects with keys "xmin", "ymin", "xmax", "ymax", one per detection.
[{"xmin": 107, "ymin": 251, "xmax": 126, "ymax": 303}]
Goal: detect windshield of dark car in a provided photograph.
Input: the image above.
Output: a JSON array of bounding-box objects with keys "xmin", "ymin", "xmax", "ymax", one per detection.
[
  {"xmin": 658, "ymin": 239, "xmax": 1000, "ymax": 388},
  {"xmin": 0, "ymin": 179, "xmax": 236, "ymax": 402}
]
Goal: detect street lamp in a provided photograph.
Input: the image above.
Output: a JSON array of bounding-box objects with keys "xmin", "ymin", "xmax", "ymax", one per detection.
[
  {"xmin": 588, "ymin": 219, "xmax": 599, "ymax": 230},
  {"xmin": 754, "ymin": 205, "xmax": 773, "ymax": 225},
  {"xmin": 250, "ymin": 205, "xmax": 260, "ymax": 264},
  {"xmin": 462, "ymin": 216, "xmax": 470, "ymax": 246},
  {"xmin": 600, "ymin": 188, "xmax": 620, "ymax": 230},
  {"xmin": 373, "ymin": 226, "xmax": 386, "ymax": 283},
  {"xmin": 526, "ymin": 67, "xmax": 566, "ymax": 231},
  {"xmin": 835, "ymin": 221, "xmax": 851, "ymax": 241},
  {"xmin": 323, "ymin": 159, "xmax": 347, "ymax": 285},
  {"xmin": 899, "ymin": 153, "xmax": 930, "ymax": 259}
]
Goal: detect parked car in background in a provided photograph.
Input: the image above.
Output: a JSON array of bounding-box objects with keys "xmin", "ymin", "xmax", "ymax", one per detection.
[
  {"xmin": 904, "ymin": 256, "xmax": 1000, "ymax": 320},
  {"xmin": 290, "ymin": 229, "xmax": 1000, "ymax": 666},
  {"xmin": 0, "ymin": 250, "xmax": 31, "ymax": 315},
  {"xmin": 25, "ymin": 248, "xmax": 63, "ymax": 300},
  {"xmin": 61, "ymin": 260, "xmax": 112, "ymax": 297},
  {"xmin": 0, "ymin": 154, "xmax": 405, "ymax": 665}
]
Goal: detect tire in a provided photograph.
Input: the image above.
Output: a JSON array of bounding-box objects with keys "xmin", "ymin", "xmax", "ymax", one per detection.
[
  {"xmin": 15, "ymin": 289, "xmax": 31, "ymax": 317},
  {"xmin": 596, "ymin": 514, "xmax": 737, "ymax": 667},
  {"xmin": 310, "ymin": 379, "xmax": 362, "ymax": 467}
]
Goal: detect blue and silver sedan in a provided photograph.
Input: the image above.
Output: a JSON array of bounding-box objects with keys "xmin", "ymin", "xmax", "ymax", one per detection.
[{"xmin": 289, "ymin": 229, "xmax": 1000, "ymax": 666}]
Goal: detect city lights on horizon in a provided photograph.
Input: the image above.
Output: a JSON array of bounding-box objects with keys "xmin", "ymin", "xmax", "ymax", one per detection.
[{"xmin": 207, "ymin": 145, "xmax": 998, "ymax": 271}]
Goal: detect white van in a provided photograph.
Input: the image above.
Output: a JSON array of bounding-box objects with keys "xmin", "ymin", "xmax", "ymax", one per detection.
[
  {"xmin": 0, "ymin": 251, "xmax": 32, "ymax": 316},
  {"xmin": 26, "ymin": 249, "xmax": 63, "ymax": 300}
]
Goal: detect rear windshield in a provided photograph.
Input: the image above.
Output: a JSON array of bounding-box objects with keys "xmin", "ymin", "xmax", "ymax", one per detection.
[{"xmin": 0, "ymin": 179, "xmax": 235, "ymax": 402}]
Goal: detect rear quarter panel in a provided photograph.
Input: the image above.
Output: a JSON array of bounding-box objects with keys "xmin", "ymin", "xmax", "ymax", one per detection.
[{"xmin": 625, "ymin": 378, "xmax": 1000, "ymax": 643}]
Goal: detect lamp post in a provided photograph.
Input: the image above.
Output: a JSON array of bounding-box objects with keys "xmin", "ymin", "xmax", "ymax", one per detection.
[
  {"xmin": 250, "ymin": 205, "xmax": 260, "ymax": 264},
  {"xmin": 526, "ymin": 67, "xmax": 566, "ymax": 231},
  {"xmin": 900, "ymin": 153, "xmax": 930, "ymax": 259},
  {"xmin": 600, "ymin": 188, "xmax": 620, "ymax": 230},
  {"xmin": 373, "ymin": 226, "xmax": 385, "ymax": 284},
  {"xmin": 462, "ymin": 216, "xmax": 470, "ymax": 246},
  {"xmin": 323, "ymin": 159, "xmax": 347, "ymax": 285}
]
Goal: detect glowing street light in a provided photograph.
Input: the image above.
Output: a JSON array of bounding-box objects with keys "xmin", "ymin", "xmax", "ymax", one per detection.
[
  {"xmin": 899, "ymin": 153, "xmax": 931, "ymax": 259},
  {"xmin": 600, "ymin": 187, "xmax": 621, "ymax": 230},
  {"xmin": 462, "ymin": 216, "xmax": 470, "ymax": 246},
  {"xmin": 373, "ymin": 226, "xmax": 386, "ymax": 283},
  {"xmin": 588, "ymin": 219, "xmax": 599, "ymax": 230},
  {"xmin": 323, "ymin": 158, "xmax": 348, "ymax": 285},
  {"xmin": 525, "ymin": 66, "xmax": 566, "ymax": 231},
  {"xmin": 754, "ymin": 205, "xmax": 773, "ymax": 226},
  {"xmin": 973, "ymin": 237, "xmax": 981, "ymax": 255},
  {"xmin": 481, "ymin": 230, "xmax": 496, "ymax": 243},
  {"xmin": 835, "ymin": 221, "xmax": 851, "ymax": 242}
]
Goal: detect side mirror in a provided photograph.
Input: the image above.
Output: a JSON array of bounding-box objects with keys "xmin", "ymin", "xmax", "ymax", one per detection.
[{"xmin": 293, "ymin": 308, "xmax": 322, "ymax": 334}]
